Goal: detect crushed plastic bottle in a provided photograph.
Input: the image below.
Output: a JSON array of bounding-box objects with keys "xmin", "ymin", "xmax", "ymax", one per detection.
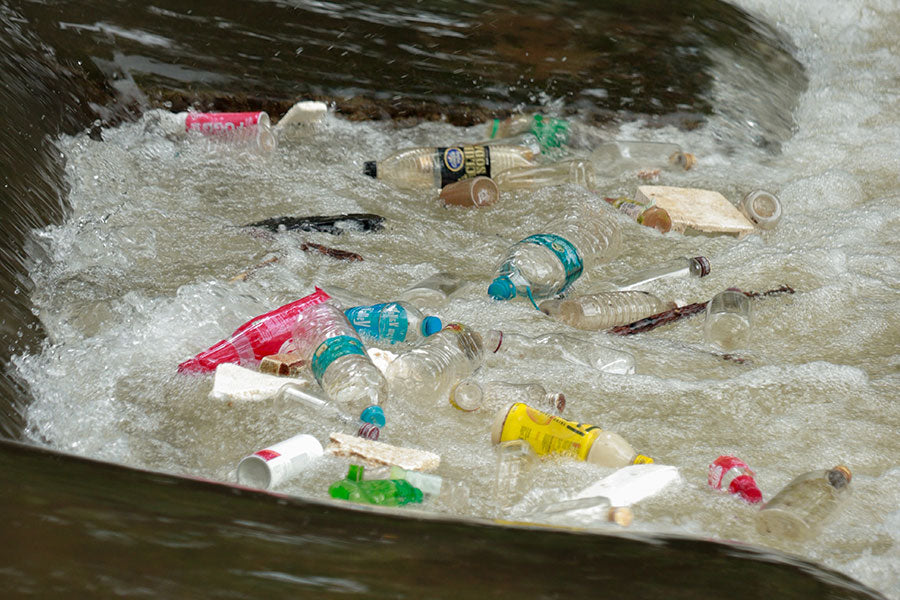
[
  {"xmin": 449, "ymin": 379, "xmax": 565, "ymax": 414},
  {"xmin": 363, "ymin": 144, "xmax": 536, "ymax": 190},
  {"xmin": 491, "ymin": 403, "xmax": 654, "ymax": 467},
  {"xmin": 291, "ymin": 301, "xmax": 388, "ymax": 416},
  {"xmin": 385, "ymin": 323, "xmax": 485, "ymax": 402},
  {"xmin": 605, "ymin": 256, "xmax": 710, "ymax": 291},
  {"xmin": 344, "ymin": 301, "xmax": 442, "ymax": 345},
  {"xmin": 178, "ymin": 287, "xmax": 331, "ymax": 374},
  {"xmin": 492, "ymin": 159, "xmax": 598, "ymax": 192},
  {"xmin": 538, "ymin": 291, "xmax": 674, "ymax": 331},
  {"xmin": 707, "ymin": 455, "xmax": 763, "ymax": 504},
  {"xmin": 756, "ymin": 466, "xmax": 852, "ymax": 540},
  {"xmin": 522, "ymin": 495, "xmax": 633, "ymax": 527},
  {"xmin": 481, "ymin": 329, "xmax": 635, "ymax": 375},
  {"xmin": 328, "ymin": 465, "xmax": 424, "ymax": 507},
  {"xmin": 488, "ymin": 204, "xmax": 621, "ymax": 307},
  {"xmin": 359, "ymin": 465, "xmax": 443, "ymax": 496}
]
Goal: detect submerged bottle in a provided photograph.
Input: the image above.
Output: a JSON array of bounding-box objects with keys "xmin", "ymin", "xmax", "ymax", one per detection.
[
  {"xmin": 178, "ymin": 287, "xmax": 331, "ymax": 374},
  {"xmin": 606, "ymin": 256, "xmax": 710, "ymax": 291},
  {"xmin": 603, "ymin": 196, "xmax": 673, "ymax": 233},
  {"xmin": 707, "ymin": 455, "xmax": 763, "ymax": 504},
  {"xmin": 291, "ymin": 301, "xmax": 388, "ymax": 416},
  {"xmin": 360, "ymin": 465, "xmax": 443, "ymax": 496},
  {"xmin": 362, "ymin": 144, "xmax": 536, "ymax": 190},
  {"xmin": 488, "ymin": 205, "xmax": 621, "ymax": 306},
  {"xmin": 704, "ymin": 288, "xmax": 752, "ymax": 350},
  {"xmin": 151, "ymin": 109, "xmax": 277, "ymax": 152},
  {"xmin": 538, "ymin": 291, "xmax": 674, "ymax": 331},
  {"xmin": 494, "ymin": 439, "xmax": 538, "ymax": 508},
  {"xmin": 481, "ymin": 329, "xmax": 635, "ymax": 375},
  {"xmin": 396, "ymin": 272, "xmax": 472, "ymax": 309},
  {"xmin": 756, "ymin": 466, "xmax": 852, "ymax": 540},
  {"xmin": 491, "ymin": 403, "xmax": 654, "ymax": 467},
  {"xmin": 385, "ymin": 323, "xmax": 486, "ymax": 402},
  {"xmin": 449, "ymin": 379, "xmax": 565, "ymax": 414},
  {"xmin": 738, "ymin": 190, "xmax": 783, "ymax": 230},
  {"xmin": 492, "ymin": 159, "xmax": 597, "ymax": 192},
  {"xmin": 523, "ymin": 495, "xmax": 633, "ymax": 527},
  {"xmin": 276, "ymin": 383, "xmax": 384, "ymax": 439},
  {"xmin": 589, "ymin": 141, "xmax": 695, "ymax": 178},
  {"xmin": 328, "ymin": 465, "xmax": 424, "ymax": 507},
  {"xmin": 344, "ymin": 302, "xmax": 443, "ymax": 345},
  {"xmin": 485, "ymin": 114, "xmax": 606, "ymax": 152}
]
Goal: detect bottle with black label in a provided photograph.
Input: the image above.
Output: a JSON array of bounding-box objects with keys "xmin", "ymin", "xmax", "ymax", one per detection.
[{"xmin": 363, "ymin": 144, "xmax": 536, "ymax": 190}]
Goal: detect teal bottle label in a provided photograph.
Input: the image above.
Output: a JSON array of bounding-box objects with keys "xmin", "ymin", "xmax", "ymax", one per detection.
[
  {"xmin": 438, "ymin": 145, "xmax": 491, "ymax": 188},
  {"xmin": 345, "ymin": 303, "xmax": 409, "ymax": 344},
  {"xmin": 310, "ymin": 335, "xmax": 366, "ymax": 384},
  {"xmin": 522, "ymin": 233, "xmax": 583, "ymax": 292},
  {"xmin": 530, "ymin": 116, "xmax": 570, "ymax": 151}
]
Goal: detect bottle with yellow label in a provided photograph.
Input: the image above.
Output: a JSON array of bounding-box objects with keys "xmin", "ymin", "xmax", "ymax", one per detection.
[
  {"xmin": 362, "ymin": 144, "xmax": 536, "ymax": 190},
  {"xmin": 490, "ymin": 403, "xmax": 653, "ymax": 468}
]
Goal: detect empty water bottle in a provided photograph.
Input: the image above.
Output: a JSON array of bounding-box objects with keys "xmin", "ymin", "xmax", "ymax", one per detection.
[
  {"xmin": 328, "ymin": 465, "xmax": 424, "ymax": 507},
  {"xmin": 589, "ymin": 141, "xmax": 695, "ymax": 178},
  {"xmin": 344, "ymin": 302, "xmax": 442, "ymax": 345},
  {"xmin": 362, "ymin": 144, "xmax": 536, "ymax": 190},
  {"xmin": 704, "ymin": 288, "xmax": 752, "ymax": 350},
  {"xmin": 492, "ymin": 159, "xmax": 598, "ymax": 192},
  {"xmin": 606, "ymin": 256, "xmax": 710, "ymax": 291},
  {"xmin": 359, "ymin": 465, "xmax": 443, "ymax": 496},
  {"xmin": 449, "ymin": 379, "xmax": 565, "ymax": 414},
  {"xmin": 291, "ymin": 301, "xmax": 388, "ymax": 416},
  {"xmin": 523, "ymin": 495, "xmax": 633, "ymax": 527},
  {"xmin": 481, "ymin": 329, "xmax": 635, "ymax": 375},
  {"xmin": 539, "ymin": 291, "xmax": 673, "ymax": 331},
  {"xmin": 494, "ymin": 439, "xmax": 538, "ymax": 508},
  {"xmin": 756, "ymin": 466, "xmax": 852, "ymax": 540},
  {"xmin": 738, "ymin": 190, "xmax": 783, "ymax": 230},
  {"xmin": 396, "ymin": 272, "xmax": 472, "ymax": 309},
  {"xmin": 485, "ymin": 114, "xmax": 606, "ymax": 152},
  {"xmin": 603, "ymin": 196, "xmax": 673, "ymax": 233},
  {"xmin": 488, "ymin": 204, "xmax": 621, "ymax": 306},
  {"xmin": 385, "ymin": 323, "xmax": 486, "ymax": 402},
  {"xmin": 276, "ymin": 383, "xmax": 383, "ymax": 439}
]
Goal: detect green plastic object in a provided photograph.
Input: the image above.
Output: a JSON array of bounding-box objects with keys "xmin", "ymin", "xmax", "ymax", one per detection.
[{"xmin": 329, "ymin": 466, "xmax": 424, "ymax": 507}]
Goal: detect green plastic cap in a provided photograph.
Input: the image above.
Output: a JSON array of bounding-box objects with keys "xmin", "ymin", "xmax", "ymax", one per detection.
[
  {"xmin": 488, "ymin": 276, "xmax": 516, "ymax": 300},
  {"xmin": 422, "ymin": 316, "xmax": 442, "ymax": 337}
]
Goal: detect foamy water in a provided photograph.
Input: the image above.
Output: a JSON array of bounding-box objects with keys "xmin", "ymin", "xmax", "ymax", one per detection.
[{"xmin": 13, "ymin": 0, "xmax": 899, "ymax": 597}]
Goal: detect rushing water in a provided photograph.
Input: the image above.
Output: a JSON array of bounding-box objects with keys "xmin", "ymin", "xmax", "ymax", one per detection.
[{"xmin": 2, "ymin": 0, "xmax": 898, "ymax": 598}]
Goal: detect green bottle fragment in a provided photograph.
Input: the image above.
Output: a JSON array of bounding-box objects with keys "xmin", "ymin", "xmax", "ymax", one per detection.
[{"xmin": 329, "ymin": 465, "xmax": 424, "ymax": 507}]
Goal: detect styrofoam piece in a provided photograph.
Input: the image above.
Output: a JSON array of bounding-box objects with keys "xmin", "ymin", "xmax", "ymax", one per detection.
[
  {"xmin": 274, "ymin": 100, "xmax": 328, "ymax": 137},
  {"xmin": 574, "ymin": 463, "xmax": 681, "ymax": 507},
  {"xmin": 635, "ymin": 185, "xmax": 756, "ymax": 237},
  {"xmin": 209, "ymin": 362, "xmax": 309, "ymax": 402},
  {"xmin": 326, "ymin": 432, "xmax": 441, "ymax": 471}
]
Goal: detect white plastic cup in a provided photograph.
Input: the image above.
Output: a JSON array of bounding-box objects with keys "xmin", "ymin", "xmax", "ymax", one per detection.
[{"xmin": 237, "ymin": 433, "xmax": 323, "ymax": 490}]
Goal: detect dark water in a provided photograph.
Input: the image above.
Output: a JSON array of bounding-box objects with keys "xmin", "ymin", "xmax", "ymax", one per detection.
[{"xmin": 0, "ymin": 0, "xmax": 887, "ymax": 597}]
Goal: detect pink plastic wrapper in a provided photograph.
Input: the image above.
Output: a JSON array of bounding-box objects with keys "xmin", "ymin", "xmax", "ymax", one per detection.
[{"xmin": 178, "ymin": 287, "xmax": 331, "ymax": 374}]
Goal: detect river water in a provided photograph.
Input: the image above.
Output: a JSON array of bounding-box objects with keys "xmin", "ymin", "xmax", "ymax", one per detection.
[{"xmin": 1, "ymin": 0, "xmax": 898, "ymax": 598}]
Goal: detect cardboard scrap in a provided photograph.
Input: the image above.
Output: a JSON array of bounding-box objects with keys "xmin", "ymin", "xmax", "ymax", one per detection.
[
  {"xmin": 327, "ymin": 432, "xmax": 441, "ymax": 472},
  {"xmin": 635, "ymin": 185, "xmax": 756, "ymax": 237}
]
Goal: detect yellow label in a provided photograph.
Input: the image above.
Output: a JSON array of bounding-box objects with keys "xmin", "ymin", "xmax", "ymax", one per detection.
[
  {"xmin": 498, "ymin": 403, "xmax": 601, "ymax": 461},
  {"xmin": 632, "ymin": 454, "xmax": 655, "ymax": 464}
]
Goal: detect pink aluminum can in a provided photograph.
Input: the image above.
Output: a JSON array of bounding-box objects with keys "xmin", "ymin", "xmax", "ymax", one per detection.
[{"xmin": 184, "ymin": 111, "xmax": 276, "ymax": 151}]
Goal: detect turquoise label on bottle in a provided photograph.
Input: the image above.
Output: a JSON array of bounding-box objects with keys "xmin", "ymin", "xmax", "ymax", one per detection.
[
  {"xmin": 345, "ymin": 303, "xmax": 409, "ymax": 344},
  {"xmin": 438, "ymin": 145, "xmax": 491, "ymax": 188},
  {"xmin": 310, "ymin": 335, "xmax": 367, "ymax": 384},
  {"xmin": 522, "ymin": 233, "xmax": 583, "ymax": 292},
  {"xmin": 530, "ymin": 116, "xmax": 570, "ymax": 151}
]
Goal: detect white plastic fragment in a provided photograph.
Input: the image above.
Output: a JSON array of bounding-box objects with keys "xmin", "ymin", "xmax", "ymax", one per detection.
[{"xmin": 209, "ymin": 362, "xmax": 309, "ymax": 402}]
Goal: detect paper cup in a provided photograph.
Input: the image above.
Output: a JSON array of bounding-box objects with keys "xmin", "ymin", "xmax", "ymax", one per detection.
[{"xmin": 237, "ymin": 433, "xmax": 323, "ymax": 489}]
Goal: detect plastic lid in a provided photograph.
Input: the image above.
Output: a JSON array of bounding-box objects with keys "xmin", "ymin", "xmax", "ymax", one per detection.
[
  {"xmin": 421, "ymin": 316, "xmax": 442, "ymax": 337},
  {"xmin": 360, "ymin": 405, "xmax": 386, "ymax": 428},
  {"xmin": 363, "ymin": 161, "xmax": 377, "ymax": 178},
  {"xmin": 692, "ymin": 256, "xmax": 711, "ymax": 277},
  {"xmin": 488, "ymin": 276, "xmax": 516, "ymax": 300}
]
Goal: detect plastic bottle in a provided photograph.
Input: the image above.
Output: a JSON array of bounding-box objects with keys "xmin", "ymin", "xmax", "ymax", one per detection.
[
  {"xmin": 178, "ymin": 287, "xmax": 331, "ymax": 374},
  {"xmin": 488, "ymin": 205, "xmax": 621, "ymax": 306},
  {"xmin": 481, "ymin": 329, "xmax": 635, "ymax": 375},
  {"xmin": 291, "ymin": 301, "xmax": 388, "ymax": 416},
  {"xmin": 359, "ymin": 465, "xmax": 443, "ymax": 496},
  {"xmin": 362, "ymin": 144, "xmax": 536, "ymax": 190},
  {"xmin": 707, "ymin": 455, "xmax": 763, "ymax": 504},
  {"xmin": 738, "ymin": 190, "xmax": 782, "ymax": 230},
  {"xmin": 396, "ymin": 272, "xmax": 471, "ymax": 309},
  {"xmin": 328, "ymin": 465, "xmax": 424, "ymax": 507},
  {"xmin": 492, "ymin": 159, "xmax": 598, "ymax": 192},
  {"xmin": 538, "ymin": 291, "xmax": 674, "ymax": 331},
  {"xmin": 603, "ymin": 196, "xmax": 673, "ymax": 233},
  {"xmin": 151, "ymin": 109, "xmax": 277, "ymax": 152},
  {"xmin": 485, "ymin": 114, "xmax": 606, "ymax": 152},
  {"xmin": 344, "ymin": 302, "xmax": 442, "ymax": 345},
  {"xmin": 491, "ymin": 403, "xmax": 654, "ymax": 467},
  {"xmin": 756, "ymin": 466, "xmax": 852, "ymax": 540},
  {"xmin": 276, "ymin": 383, "xmax": 384, "ymax": 439},
  {"xmin": 449, "ymin": 379, "xmax": 565, "ymax": 414},
  {"xmin": 605, "ymin": 256, "xmax": 710, "ymax": 291},
  {"xmin": 589, "ymin": 141, "xmax": 695, "ymax": 178},
  {"xmin": 494, "ymin": 439, "xmax": 538, "ymax": 508},
  {"xmin": 384, "ymin": 323, "xmax": 486, "ymax": 402},
  {"xmin": 523, "ymin": 496, "xmax": 633, "ymax": 527}
]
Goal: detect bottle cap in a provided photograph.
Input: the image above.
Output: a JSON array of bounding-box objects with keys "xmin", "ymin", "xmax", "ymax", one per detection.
[
  {"xmin": 357, "ymin": 422, "xmax": 380, "ymax": 440},
  {"xmin": 421, "ymin": 316, "xmax": 442, "ymax": 337},
  {"xmin": 608, "ymin": 506, "xmax": 634, "ymax": 527},
  {"xmin": 729, "ymin": 474, "xmax": 763, "ymax": 504},
  {"xmin": 488, "ymin": 276, "xmax": 516, "ymax": 300},
  {"xmin": 363, "ymin": 161, "xmax": 377, "ymax": 178},
  {"xmin": 360, "ymin": 405, "xmax": 386, "ymax": 428},
  {"xmin": 692, "ymin": 256, "xmax": 711, "ymax": 277},
  {"xmin": 439, "ymin": 176, "xmax": 499, "ymax": 207},
  {"xmin": 831, "ymin": 465, "xmax": 852, "ymax": 485}
]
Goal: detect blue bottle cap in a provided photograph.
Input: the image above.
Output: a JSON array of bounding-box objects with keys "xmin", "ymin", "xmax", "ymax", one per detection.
[
  {"xmin": 421, "ymin": 315, "xmax": 442, "ymax": 337},
  {"xmin": 488, "ymin": 276, "xmax": 516, "ymax": 300},
  {"xmin": 360, "ymin": 405, "xmax": 386, "ymax": 428}
]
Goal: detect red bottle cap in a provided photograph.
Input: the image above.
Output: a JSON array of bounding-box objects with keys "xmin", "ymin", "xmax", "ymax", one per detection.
[{"xmin": 729, "ymin": 474, "xmax": 763, "ymax": 504}]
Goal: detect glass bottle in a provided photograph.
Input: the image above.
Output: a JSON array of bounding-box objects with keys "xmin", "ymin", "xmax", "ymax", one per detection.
[
  {"xmin": 538, "ymin": 291, "xmax": 674, "ymax": 331},
  {"xmin": 605, "ymin": 256, "xmax": 710, "ymax": 291},
  {"xmin": 756, "ymin": 466, "xmax": 852, "ymax": 540},
  {"xmin": 449, "ymin": 379, "xmax": 565, "ymax": 414},
  {"xmin": 481, "ymin": 329, "xmax": 635, "ymax": 375}
]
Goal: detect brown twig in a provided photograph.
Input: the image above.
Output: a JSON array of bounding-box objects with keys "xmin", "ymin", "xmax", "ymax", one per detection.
[{"xmin": 299, "ymin": 242, "xmax": 364, "ymax": 262}]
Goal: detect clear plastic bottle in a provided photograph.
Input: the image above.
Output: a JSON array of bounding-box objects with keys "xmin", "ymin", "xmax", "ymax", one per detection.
[
  {"xmin": 492, "ymin": 159, "xmax": 597, "ymax": 192},
  {"xmin": 703, "ymin": 288, "xmax": 752, "ymax": 350},
  {"xmin": 603, "ymin": 196, "xmax": 673, "ymax": 233},
  {"xmin": 485, "ymin": 114, "xmax": 606, "ymax": 152},
  {"xmin": 494, "ymin": 439, "xmax": 538, "ymax": 509},
  {"xmin": 738, "ymin": 190, "xmax": 783, "ymax": 230},
  {"xmin": 538, "ymin": 291, "xmax": 673, "ymax": 331},
  {"xmin": 362, "ymin": 144, "xmax": 536, "ymax": 190},
  {"xmin": 488, "ymin": 205, "xmax": 621, "ymax": 306},
  {"xmin": 756, "ymin": 466, "xmax": 852, "ymax": 540},
  {"xmin": 396, "ymin": 272, "xmax": 472, "ymax": 309},
  {"xmin": 360, "ymin": 465, "xmax": 443, "ymax": 496},
  {"xmin": 481, "ymin": 329, "xmax": 635, "ymax": 375},
  {"xmin": 291, "ymin": 301, "xmax": 388, "ymax": 416},
  {"xmin": 449, "ymin": 379, "xmax": 565, "ymax": 414},
  {"xmin": 523, "ymin": 495, "xmax": 633, "ymax": 527},
  {"xmin": 344, "ymin": 302, "xmax": 442, "ymax": 345},
  {"xmin": 384, "ymin": 323, "xmax": 485, "ymax": 402},
  {"xmin": 589, "ymin": 141, "xmax": 695, "ymax": 178},
  {"xmin": 276, "ymin": 383, "xmax": 383, "ymax": 439},
  {"xmin": 150, "ymin": 109, "xmax": 277, "ymax": 153},
  {"xmin": 606, "ymin": 256, "xmax": 710, "ymax": 291},
  {"xmin": 328, "ymin": 465, "xmax": 424, "ymax": 507}
]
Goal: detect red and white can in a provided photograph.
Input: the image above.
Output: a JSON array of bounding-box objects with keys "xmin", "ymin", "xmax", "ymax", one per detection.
[
  {"xmin": 184, "ymin": 111, "xmax": 276, "ymax": 152},
  {"xmin": 237, "ymin": 433, "xmax": 323, "ymax": 490}
]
